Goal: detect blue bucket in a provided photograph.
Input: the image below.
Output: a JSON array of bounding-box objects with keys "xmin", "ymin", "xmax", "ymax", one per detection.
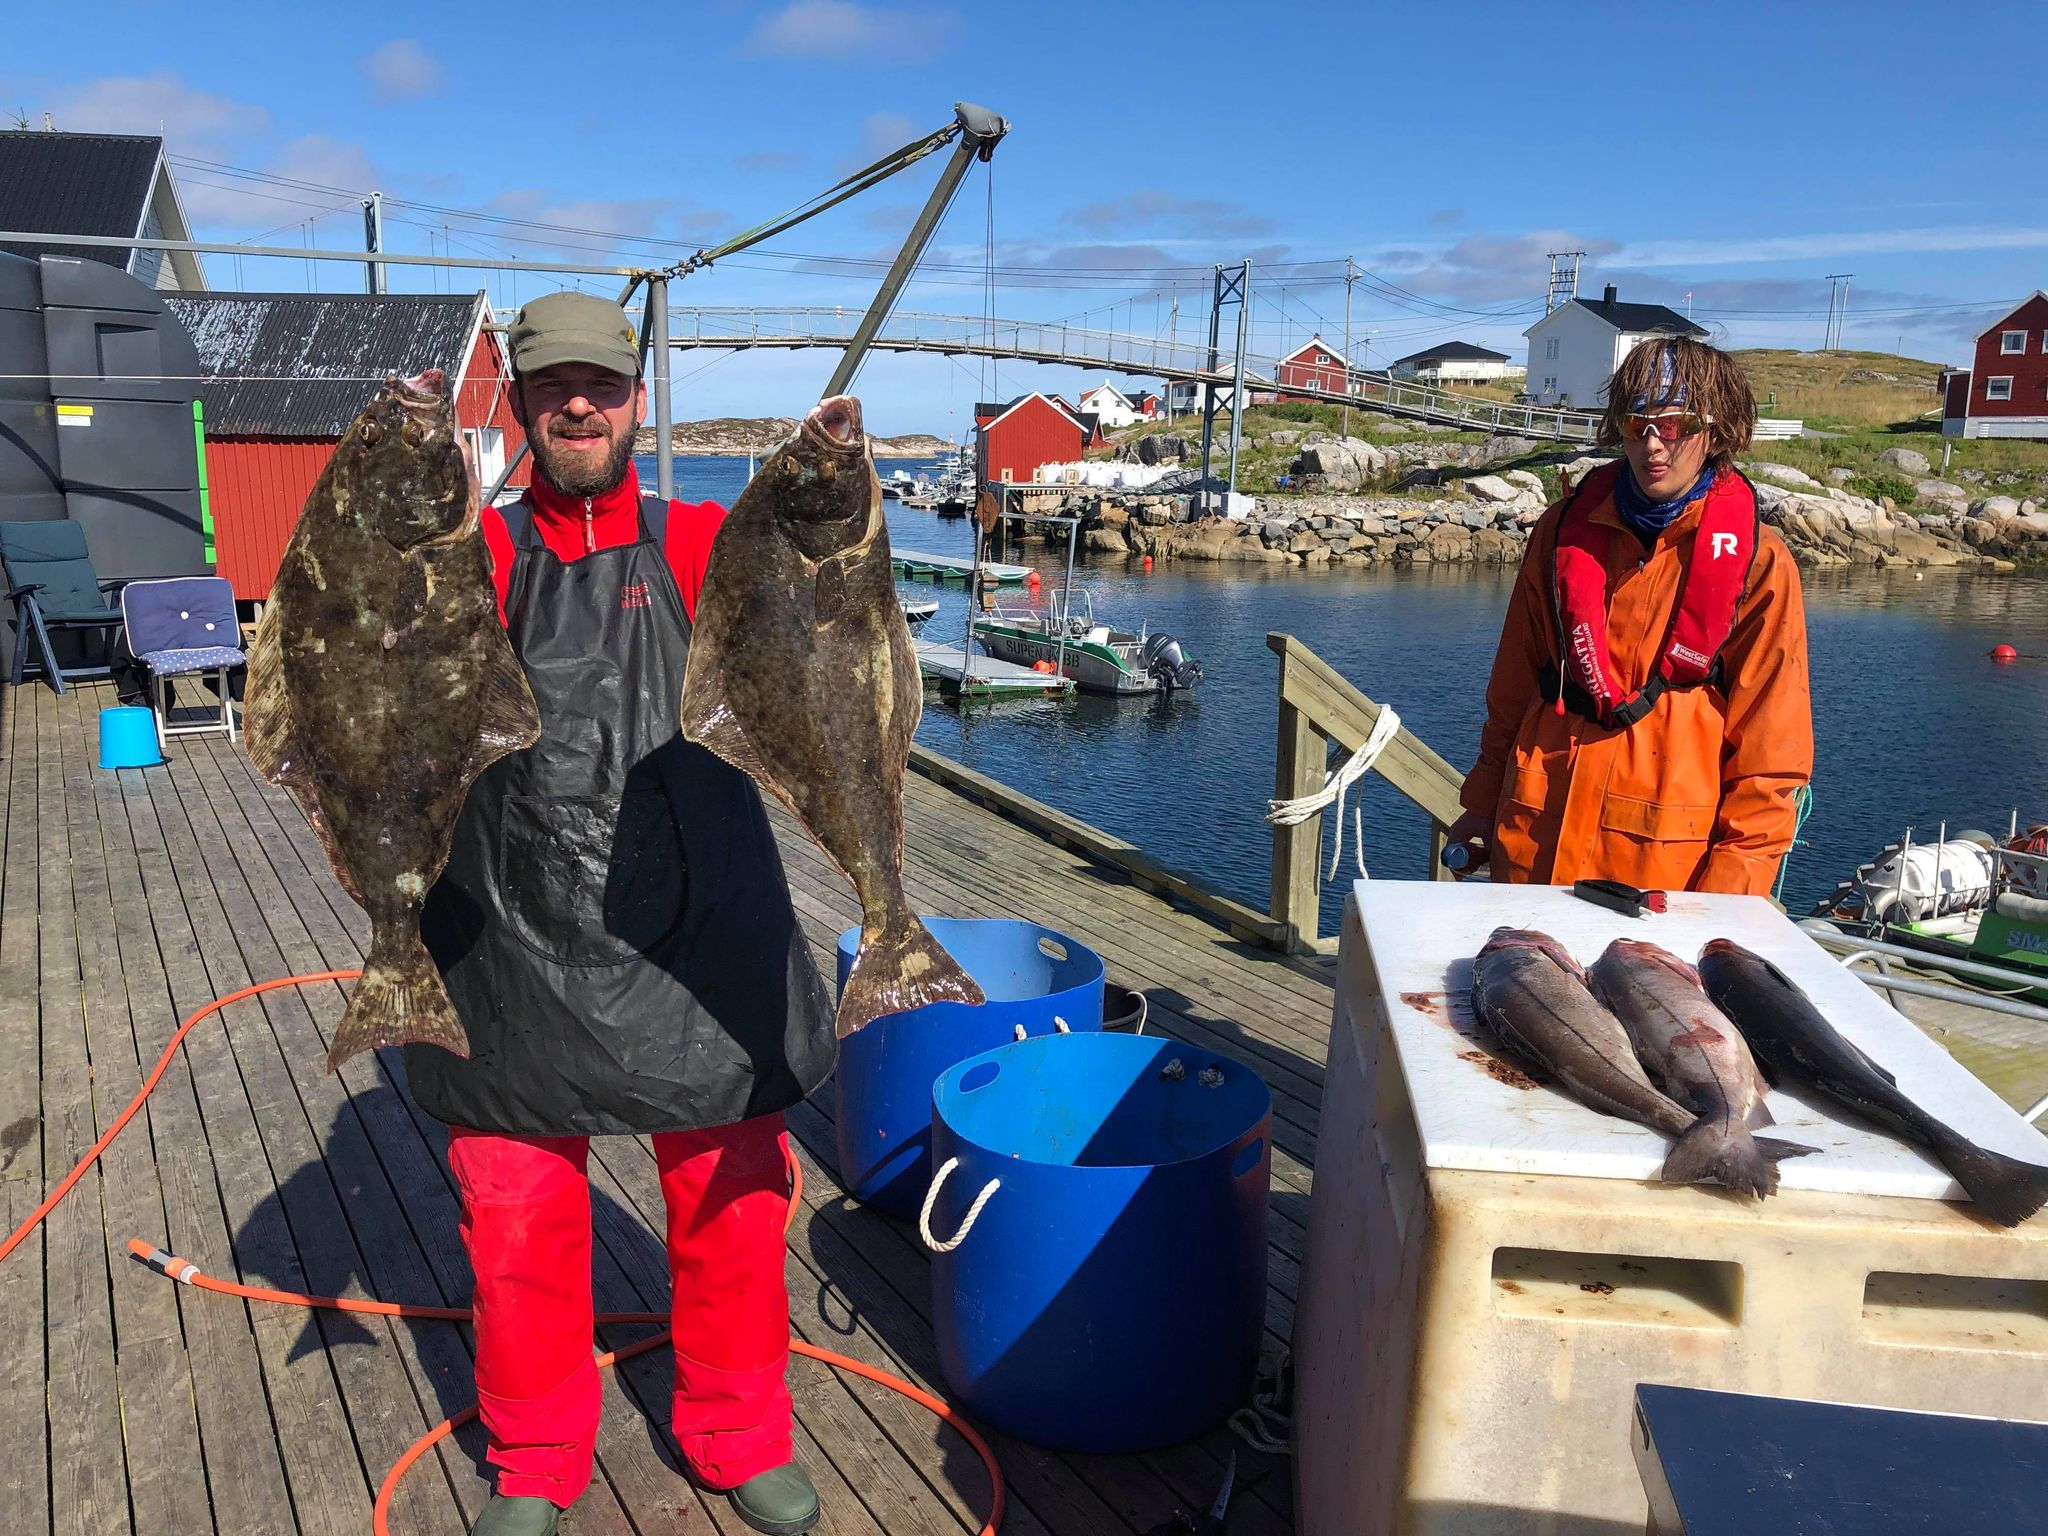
[
  {"xmin": 835, "ymin": 917, "xmax": 1104, "ymax": 1217},
  {"xmin": 925, "ymin": 1032, "xmax": 1271, "ymax": 1452},
  {"xmin": 97, "ymin": 706, "xmax": 164, "ymax": 769}
]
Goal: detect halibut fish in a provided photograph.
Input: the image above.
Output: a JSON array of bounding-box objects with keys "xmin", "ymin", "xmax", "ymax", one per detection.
[
  {"xmin": 1699, "ymin": 939, "xmax": 2048, "ymax": 1227},
  {"xmin": 1470, "ymin": 928, "xmax": 1809, "ymax": 1191},
  {"xmin": 1588, "ymin": 939, "xmax": 1814, "ymax": 1198},
  {"xmin": 680, "ymin": 395, "xmax": 983, "ymax": 1036},
  {"xmin": 244, "ymin": 371, "xmax": 540, "ymax": 1071}
]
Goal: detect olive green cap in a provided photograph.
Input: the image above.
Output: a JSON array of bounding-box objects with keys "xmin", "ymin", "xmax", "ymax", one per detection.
[{"xmin": 508, "ymin": 290, "xmax": 640, "ymax": 378}]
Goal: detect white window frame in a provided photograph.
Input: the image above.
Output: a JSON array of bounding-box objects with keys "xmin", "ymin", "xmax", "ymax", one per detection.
[
  {"xmin": 2041, "ymin": 329, "xmax": 2048, "ymax": 354},
  {"xmin": 1544, "ymin": 337, "xmax": 1560, "ymax": 360},
  {"xmin": 1986, "ymin": 375, "xmax": 2013, "ymax": 401},
  {"xmin": 2001, "ymin": 330, "xmax": 2027, "ymax": 354}
]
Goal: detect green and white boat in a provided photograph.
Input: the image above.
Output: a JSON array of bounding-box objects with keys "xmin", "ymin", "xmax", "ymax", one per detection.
[{"xmin": 973, "ymin": 590, "xmax": 1202, "ymax": 696}]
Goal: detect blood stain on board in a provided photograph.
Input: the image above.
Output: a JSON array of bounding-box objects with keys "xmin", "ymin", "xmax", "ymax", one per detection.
[{"xmin": 1457, "ymin": 1049, "xmax": 1542, "ymax": 1091}]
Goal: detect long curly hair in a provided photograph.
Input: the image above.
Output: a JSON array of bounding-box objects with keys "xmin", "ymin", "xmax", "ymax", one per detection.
[{"xmin": 1597, "ymin": 337, "xmax": 1756, "ymax": 468}]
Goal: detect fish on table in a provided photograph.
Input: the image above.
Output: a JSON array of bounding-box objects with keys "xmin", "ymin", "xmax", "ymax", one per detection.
[
  {"xmin": 1588, "ymin": 938, "xmax": 1814, "ymax": 1199},
  {"xmin": 680, "ymin": 395, "xmax": 984, "ymax": 1036},
  {"xmin": 244, "ymin": 370, "xmax": 541, "ymax": 1072},
  {"xmin": 1698, "ymin": 939, "xmax": 2048, "ymax": 1228},
  {"xmin": 1469, "ymin": 927, "xmax": 1809, "ymax": 1194}
]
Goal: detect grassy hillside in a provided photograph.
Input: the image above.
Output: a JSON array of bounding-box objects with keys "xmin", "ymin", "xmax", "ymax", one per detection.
[{"xmin": 1733, "ymin": 349, "xmax": 1946, "ymax": 432}]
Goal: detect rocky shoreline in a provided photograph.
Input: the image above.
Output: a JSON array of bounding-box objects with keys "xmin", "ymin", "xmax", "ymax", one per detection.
[
  {"xmin": 633, "ymin": 418, "xmax": 949, "ymax": 458},
  {"xmin": 1030, "ymin": 431, "xmax": 2044, "ymax": 572}
]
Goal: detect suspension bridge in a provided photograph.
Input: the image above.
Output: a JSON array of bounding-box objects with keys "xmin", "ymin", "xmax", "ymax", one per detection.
[{"xmin": 665, "ymin": 306, "xmax": 1603, "ymax": 444}]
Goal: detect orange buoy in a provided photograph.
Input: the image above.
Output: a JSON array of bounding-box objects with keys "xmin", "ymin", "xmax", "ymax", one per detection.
[
  {"xmin": 1142, "ymin": 555, "xmax": 1153, "ymax": 571},
  {"xmin": 1026, "ymin": 570, "xmax": 1041, "ymax": 589},
  {"xmin": 1991, "ymin": 644, "xmax": 2019, "ymax": 662},
  {"xmin": 1032, "ymin": 659, "xmax": 1056, "ymax": 674}
]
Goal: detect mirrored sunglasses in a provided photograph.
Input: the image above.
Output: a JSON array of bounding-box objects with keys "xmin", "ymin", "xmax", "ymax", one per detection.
[{"xmin": 1624, "ymin": 412, "xmax": 1712, "ymax": 444}]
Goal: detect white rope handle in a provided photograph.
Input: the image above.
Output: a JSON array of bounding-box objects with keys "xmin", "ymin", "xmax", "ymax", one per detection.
[
  {"xmin": 1264, "ymin": 704, "xmax": 1403, "ymax": 881},
  {"xmin": 919, "ymin": 1156, "xmax": 1002, "ymax": 1253}
]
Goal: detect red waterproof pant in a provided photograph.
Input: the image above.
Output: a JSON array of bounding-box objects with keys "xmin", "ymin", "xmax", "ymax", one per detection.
[{"xmin": 447, "ymin": 1114, "xmax": 793, "ymax": 1508}]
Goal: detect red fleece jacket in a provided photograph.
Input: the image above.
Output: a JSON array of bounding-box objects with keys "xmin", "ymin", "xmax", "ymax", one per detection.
[{"xmin": 478, "ymin": 461, "xmax": 724, "ymax": 623}]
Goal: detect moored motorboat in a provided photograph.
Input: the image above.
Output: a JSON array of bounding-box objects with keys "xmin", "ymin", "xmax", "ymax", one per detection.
[{"xmin": 973, "ymin": 589, "xmax": 1201, "ymax": 696}]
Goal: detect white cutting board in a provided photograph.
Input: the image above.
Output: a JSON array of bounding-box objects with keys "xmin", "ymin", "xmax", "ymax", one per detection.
[{"xmin": 1348, "ymin": 880, "xmax": 2048, "ymax": 1202}]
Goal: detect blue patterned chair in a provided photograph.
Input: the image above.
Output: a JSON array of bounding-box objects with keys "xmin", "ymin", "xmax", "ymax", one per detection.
[{"xmin": 119, "ymin": 576, "xmax": 246, "ymax": 748}]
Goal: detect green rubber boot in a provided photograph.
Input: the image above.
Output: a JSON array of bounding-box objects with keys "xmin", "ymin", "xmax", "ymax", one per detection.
[
  {"xmin": 726, "ymin": 1462, "xmax": 821, "ymax": 1535},
  {"xmin": 469, "ymin": 1493, "xmax": 560, "ymax": 1536}
]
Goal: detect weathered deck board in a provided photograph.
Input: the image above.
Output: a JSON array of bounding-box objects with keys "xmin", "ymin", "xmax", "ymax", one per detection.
[{"xmin": 0, "ymin": 679, "xmax": 1331, "ymax": 1536}]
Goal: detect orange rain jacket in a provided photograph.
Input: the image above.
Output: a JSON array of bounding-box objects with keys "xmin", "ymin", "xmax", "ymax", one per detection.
[{"xmin": 1460, "ymin": 471, "xmax": 1813, "ymax": 897}]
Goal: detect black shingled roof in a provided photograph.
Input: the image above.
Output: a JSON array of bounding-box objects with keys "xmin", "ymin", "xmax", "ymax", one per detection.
[
  {"xmin": 1389, "ymin": 341, "xmax": 1512, "ymax": 367},
  {"xmin": 0, "ymin": 130, "xmax": 162, "ymax": 269},
  {"xmin": 1569, "ymin": 296, "xmax": 1706, "ymax": 336},
  {"xmin": 164, "ymin": 292, "xmax": 487, "ymax": 436}
]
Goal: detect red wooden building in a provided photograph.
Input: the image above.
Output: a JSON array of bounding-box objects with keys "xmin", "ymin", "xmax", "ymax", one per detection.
[
  {"xmin": 1275, "ymin": 335, "xmax": 1350, "ymax": 400},
  {"xmin": 164, "ymin": 291, "xmax": 527, "ymax": 598},
  {"xmin": 1942, "ymin": 291, "xmax": 2048, "ymax": 439},
  {"xmin": 974, "ymin": 393, "xmax": 1087, "ymax": 485}
]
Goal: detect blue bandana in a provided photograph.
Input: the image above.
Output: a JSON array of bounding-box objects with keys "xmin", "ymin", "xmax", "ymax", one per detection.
[{"xmin": 1613, "ymin": 460, "xmax": 1716, "ymax": 538}]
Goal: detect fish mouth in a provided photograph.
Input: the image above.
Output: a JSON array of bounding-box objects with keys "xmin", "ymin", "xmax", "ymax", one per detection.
[
  {"xmin": 388, "ymin": 370, "xmax": 448, "ymax": 411},
  {"xmin": 803, "ymin": 395, "xmax": 865, "ymax": 456}
]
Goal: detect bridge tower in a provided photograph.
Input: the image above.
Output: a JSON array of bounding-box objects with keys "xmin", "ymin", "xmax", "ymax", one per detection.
[{"xmin": 1198, "ymin": 261, "xmax": 1252, "ymax": 513}]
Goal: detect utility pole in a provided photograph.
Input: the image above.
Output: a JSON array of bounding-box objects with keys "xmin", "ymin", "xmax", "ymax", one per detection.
[
  {"xmin": 1167, "ymin": 294, "xmax": 1179, "ymax": 424},
  {"xmin": 361, "ymin": 191, "xmax": 385, "ymax": 295},
  {"xmin": 1545, "ymin": 250, "xmax": 1585, "ymax": 314},
  {"xmin": 1341, "ymin": 256, "xmax": 1356, "ymax": 439},
  {"xmin": 1823, "ymin": 273, "xmax": 1853, "ymax": 350},
  {"xmin": 1684, "ymin": 291, "xmax": 1693, "ymax": 320}
]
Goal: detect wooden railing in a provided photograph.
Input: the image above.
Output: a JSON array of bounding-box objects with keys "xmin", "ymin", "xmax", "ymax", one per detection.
[{"xmin": 1267, "ymin": 632, "xmax": 1469, "ymax": 952}]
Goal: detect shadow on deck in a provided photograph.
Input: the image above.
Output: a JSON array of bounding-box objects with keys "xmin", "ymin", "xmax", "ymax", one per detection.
[{"xmin": 0, "ymin": 679, "xmax": 1329, "ymax": 1536}]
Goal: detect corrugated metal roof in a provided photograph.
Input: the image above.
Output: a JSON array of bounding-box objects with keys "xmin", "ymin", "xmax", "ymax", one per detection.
[
  {"xmin": 1389, "ymin": 341, "xmax": 1513, "ymax": 367},
  {"xmin": 1569, "ymin": 296, "xmax": 1706, "ymax": 337},
  {"xmin": 164, "ymin": 292, "xmax": 485, "ymax": 436},
  {"xmin": 0, "ymin": 130, "xmax": 162, "ymax": 269}
]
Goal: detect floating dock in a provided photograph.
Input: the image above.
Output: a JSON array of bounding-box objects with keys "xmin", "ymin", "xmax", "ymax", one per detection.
[
  {"xmin": 890, "ymin": 547, "xmax": 1033, "ymax": 586},
  {"xmin": 914, "ymin": 638, "xmax": 1074, "ymax": 699}
]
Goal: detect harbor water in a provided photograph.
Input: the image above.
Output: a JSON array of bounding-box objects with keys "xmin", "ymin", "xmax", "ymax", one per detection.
[{"xmin": 647, "ymin": 454, "xmax": 2048, "ymax": 930}]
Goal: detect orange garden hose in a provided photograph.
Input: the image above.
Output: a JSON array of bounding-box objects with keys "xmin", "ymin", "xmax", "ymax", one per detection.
[{"xmin": 5, "ymin": 972, "xmax": 1006, "ymax": 1536}]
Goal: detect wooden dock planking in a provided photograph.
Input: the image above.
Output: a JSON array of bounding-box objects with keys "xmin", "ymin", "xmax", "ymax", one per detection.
[{"xmin": 0, "ymin": 679, "xmax": 1333, "ymax": 1536}]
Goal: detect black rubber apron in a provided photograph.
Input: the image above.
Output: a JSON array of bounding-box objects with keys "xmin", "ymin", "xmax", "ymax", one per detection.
[{"xmin": 407, "ymin": 495, "xmax": 835, "ymax": 1136}]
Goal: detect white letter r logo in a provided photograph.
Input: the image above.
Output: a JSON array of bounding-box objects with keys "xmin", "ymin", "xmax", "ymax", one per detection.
[{"xmin": 1711, "ymin": 532, "xmax": 1739, "ymax": 558}]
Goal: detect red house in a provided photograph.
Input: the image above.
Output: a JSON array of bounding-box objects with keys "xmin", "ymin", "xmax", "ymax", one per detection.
[
  {"xmin": 166, "ymin": 292, "xmax": 527, "ymax": 599},
  {"xmin": 974, "ymin": 393, "xmax": 1086, "ymax": 485},
  {"xmin": 1275, "ymin": 334, "xmax": 1350, "ymax": 400},
  {"xmin": 1941, "ymin": 291, "xmax": 2048, "ymax": 439},
  {"xmin": 1129, "ymin": 388, "xmax": 1162, "ymax": 418}
]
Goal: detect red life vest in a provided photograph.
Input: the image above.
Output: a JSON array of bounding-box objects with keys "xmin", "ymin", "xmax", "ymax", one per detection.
[{"xmin": 1549, "ymin": 462, "xmax": 1759, "ymax": 728}]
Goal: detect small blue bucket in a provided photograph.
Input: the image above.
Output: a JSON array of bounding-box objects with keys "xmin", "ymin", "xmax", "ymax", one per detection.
[
  {"xmin": 97, "ymin": 706, "xmax": 164, "ymax": 769},
  {"xmin": 925, "ymin": 1032, "xmax": 1271, "ymax": 1452},
  {"xmin": 835, "ymin": 917, "xmax": 1104, "ymax": 1216}
]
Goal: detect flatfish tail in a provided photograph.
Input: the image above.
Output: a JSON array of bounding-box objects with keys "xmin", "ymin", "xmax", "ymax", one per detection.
[
  {"xmin": 326, "ymin": 921, "xmax": 470, "ymax": 1072},
  {"xmin": 835, "ymin": 908, "xmax": 984, "ymax": 1038},
  {"xmin": 1930, "ymin": 1129, "xmax": 2048, "ymax": 1228}
]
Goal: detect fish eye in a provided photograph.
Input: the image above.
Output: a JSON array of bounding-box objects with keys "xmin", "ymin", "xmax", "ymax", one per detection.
[{"xmin": 361, "ymin": 421, "xmax": 384, "ymax": 447}]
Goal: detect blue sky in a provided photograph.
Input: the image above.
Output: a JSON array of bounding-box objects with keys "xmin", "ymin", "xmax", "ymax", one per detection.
[{"xmin": 8, "ymin": 0, "xmax": 2047, "ymax": 433}]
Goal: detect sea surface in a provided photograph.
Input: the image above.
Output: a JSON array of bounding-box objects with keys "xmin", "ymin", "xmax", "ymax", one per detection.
[{"xmin": 646, "ymin": 453, "xmax": 2048, "ymax": 933}]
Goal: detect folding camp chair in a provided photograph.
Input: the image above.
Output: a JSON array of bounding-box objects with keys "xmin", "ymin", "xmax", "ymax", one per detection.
[
  {"xmin": 0, "ymin": 521, "xmax": 127, "ymax": 695},
  {"xmin": 119, "ymin": 576, "xmax": 245, "ymax": 748}
]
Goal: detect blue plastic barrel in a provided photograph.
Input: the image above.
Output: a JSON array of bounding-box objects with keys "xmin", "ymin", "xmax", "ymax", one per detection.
[
  {"xmin": 97, "ymin": 707, "xmax": 164, "ymax": 769},
  {"xmin": 925, "ymin": 1032, "xmax": 1271, "ymax": 1452},
  {"xmin": 835, "ymin": 917, "xmax": 1104, "ymax": 1217}
]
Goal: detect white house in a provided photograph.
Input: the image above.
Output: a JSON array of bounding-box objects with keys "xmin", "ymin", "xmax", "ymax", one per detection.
[
  {"xmin": 1078, "ymin": 381, "xmax": 1143, "ymax": 428},
  {"xmin": 1165, "ymin": 379, "xmax": 1241, "ymax": 414},
  {"xmin": 1387, "ymin": 341, "xmax": 1522, "ymax": 387},
  {"xmin": 1521, "ymin": 285, "xmax": 1705, "ymax": 409}
]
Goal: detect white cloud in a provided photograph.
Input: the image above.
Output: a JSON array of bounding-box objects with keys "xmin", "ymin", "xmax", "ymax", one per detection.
[
  {"xmin": 1618, "ymin": 225, "xmax": 2048, "ymax": 268},
  {"xmin": 1066, "ymin": 190, "xmax": 1274, "ymax": 240},
  {"xmin": 745, "ymin": 1, "xmax": 948, "ymax": 59},
  {"xmin": 40, "ymin": 73, "xmax": 268, "ymax": 156},
  {"xmin": 360, "ymin": 39, "xmax": 445, "ymax": 102}
]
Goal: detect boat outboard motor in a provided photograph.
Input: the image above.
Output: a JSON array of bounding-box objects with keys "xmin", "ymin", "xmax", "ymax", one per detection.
[{"xmin": 1140, "ymin": 632, "xmax": 1203, "ymax": 691}]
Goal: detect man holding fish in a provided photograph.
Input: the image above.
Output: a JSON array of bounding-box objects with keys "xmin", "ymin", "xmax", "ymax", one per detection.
[{"xmin": 407, "ymin": 292, "xmax": 840, "ymax": 1536}]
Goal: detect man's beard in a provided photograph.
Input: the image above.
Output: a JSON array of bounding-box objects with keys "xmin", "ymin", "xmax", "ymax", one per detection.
[{"xmin": 534, "ymin": 418, "xmax": 636, "ymax": 498}]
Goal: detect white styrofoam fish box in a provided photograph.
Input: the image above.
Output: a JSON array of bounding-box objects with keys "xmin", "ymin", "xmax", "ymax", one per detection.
[{"xmin": 1353, "ymin": 879, "xmax": 2048, "ymax": 1203}]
